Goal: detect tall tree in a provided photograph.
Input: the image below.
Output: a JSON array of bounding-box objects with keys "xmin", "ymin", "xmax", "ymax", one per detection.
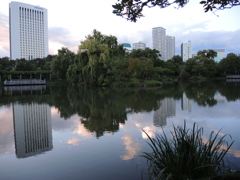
[{"xmin": 51, "ymin": 47, "xmax": 75, "ymax": 80}]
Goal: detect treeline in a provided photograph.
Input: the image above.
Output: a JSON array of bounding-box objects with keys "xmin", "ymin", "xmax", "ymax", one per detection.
[{"xmin": 1, "ymin": 29, "xmax": 240, "ymax": 85}]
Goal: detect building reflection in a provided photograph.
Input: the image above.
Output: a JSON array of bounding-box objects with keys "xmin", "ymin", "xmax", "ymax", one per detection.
[
  {"xmin": 13, "ymin": 102, "xmax": 52, "ymax": 158},
  {"xmin": 181, "ymin": 92, "xmax": 192, "ymax": 112},
  {"xmin": 153, "ymin": 98, "xmax": 176, "ymax": 127}
]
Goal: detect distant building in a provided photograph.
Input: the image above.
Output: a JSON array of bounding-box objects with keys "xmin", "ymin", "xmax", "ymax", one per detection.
[
  {"xmin": 166, "ymin": 36, "xmax": 175, "ymax": 60},
  {"xmin": 132, "ymin": 41, "xmax": 146, "ymax": 50},
  {"xmin": 181, "ymin": 41, "xmax": 192, "ymax": 62},
  {"xmin": 212, "ymin": 49, "xmax": 225, "ymax": 62},
  {"xmin": 152, "ymin": 27, "xmax": 166, "ymax": 61},
  {"xmin": 9, "ymin": 2, "xmax": 48, "ymax": 60},
  {"xmin": 122, "ymin": 43, "xmax": 132, "ymax": 53}
]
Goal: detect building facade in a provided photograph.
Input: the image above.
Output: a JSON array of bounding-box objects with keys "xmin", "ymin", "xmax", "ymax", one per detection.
[
  {"xmin": 166, "ymin": 35, "xmax": 175, "ymax": 60},
  {"xmin": 132, "ymin": 41, "xmax": 146, "ymax": 50},
  {"xmin": 152, "ymin": 27, "xmax": 166, "ymax": 61},
  {"xmin": 122, "ymin": 43, "xmax": 132, "ymax": 53},
  {"xmin": 9, "ymin": 2, "xmax": 48, "ymax": 60},
  {"xmin": 181, "ymin": 41, "xmax": 192, "ymax": 62},
  {"xmin": 212, "ymin": 49, "xmax": 225, "ymax": 62}
]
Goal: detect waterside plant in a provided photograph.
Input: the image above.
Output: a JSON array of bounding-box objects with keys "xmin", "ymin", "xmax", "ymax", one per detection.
[{"xmin": 142, "ymin": 122, "xmax": 234, "ymax": 180}]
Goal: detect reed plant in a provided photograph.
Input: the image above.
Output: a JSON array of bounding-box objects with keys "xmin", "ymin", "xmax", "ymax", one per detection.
[{"xmin": 142, "ymin": 121, "xmax": 234, "ymax": 180}]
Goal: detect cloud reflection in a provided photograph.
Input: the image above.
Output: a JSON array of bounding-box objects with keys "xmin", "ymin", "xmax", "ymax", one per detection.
[
  {"xmin": 67, "ymin": 138, "xmax": 81, "ymax": 146},
  {"xmin": 121, "ymin": 134, "xmax": 141, "ymax": 160}
]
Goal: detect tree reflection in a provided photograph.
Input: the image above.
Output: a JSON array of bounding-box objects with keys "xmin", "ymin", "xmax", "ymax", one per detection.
[
  {"xmin": 1, "ymin": 80, "xmax": 240, "ymax": 138},
  {"xmin": 182, "ymin": 81, "xmax": 218, "ymax": 107}
]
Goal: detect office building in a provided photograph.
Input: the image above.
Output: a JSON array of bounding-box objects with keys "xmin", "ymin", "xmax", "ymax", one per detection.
[
  {"xmin": 13, "ymin": 102, "xmax": 52, "ymax": 158},
  {"xmin": 166, "ymin": 35, "xmax": 175, "ymax": 60},
  {"xmin": 152, "ymin": 27, "xmax": 166, "ymax": 61},
  {"xmin": 122, "ymin": 43, "xmax": 132, "ymax": 53},
  {"xmin": 181, "ymin": 41, "xmax": 192, "ymax": 61},
  {"xmin": 212, "ymin": 49, "xmax": 225, "ymax": 62},
  {"xmin": 132, "ymin": 41, "xmax": 146, "ymax": 50},
  {"xmin": 9, "ymin": 1, "xmax": 48, "ymax": 60}
]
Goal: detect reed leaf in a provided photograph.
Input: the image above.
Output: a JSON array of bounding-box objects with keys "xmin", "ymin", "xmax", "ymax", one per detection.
[{"xmin": 141, "ymin": 121, "xmax": 234, "ymax": 180}]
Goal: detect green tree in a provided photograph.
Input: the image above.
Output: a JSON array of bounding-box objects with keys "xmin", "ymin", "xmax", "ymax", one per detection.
[
  {"xmin": 51, "ymin": 47, "xmax": 75, "ymax": 80},
  {"xmin": 183, "ymin": 50, "xmax": 217, "ymax": 78},
  {"xmin": 218, "ymin": 53, "xmax": 240, "ymax": 75},
  {"xmin": 127, "ymin": 57, "xmax": 154, "ymax": 81},
  {"xmin": 112, "ymin": 0, "xmax": 240, "ymax": 22}
]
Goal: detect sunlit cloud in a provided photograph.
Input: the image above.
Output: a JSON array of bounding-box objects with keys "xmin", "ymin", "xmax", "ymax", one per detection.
[
  {"xmin": 67, "ymin": 138, "xmax": 80, "ymax": 146},
  {"xmin": 121, "ymin": 134, "xmax": 141, "ymax": 160}
]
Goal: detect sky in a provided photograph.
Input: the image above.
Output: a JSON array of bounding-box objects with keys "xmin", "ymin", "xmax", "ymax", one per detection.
[{"xmin": 0, "ymin": 0, "xmax": 240, "ymax": 58}]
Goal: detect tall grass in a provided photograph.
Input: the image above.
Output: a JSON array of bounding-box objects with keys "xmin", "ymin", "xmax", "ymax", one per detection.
[{"xmin": 142, "ymin": 121, "xmax": 234, "ymax": 180}]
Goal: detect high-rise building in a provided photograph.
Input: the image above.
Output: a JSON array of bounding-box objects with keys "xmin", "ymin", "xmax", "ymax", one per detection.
[
  {"xmin": 152, "ymin": 27, "xmax": 166, "ymax": 61},
  {"xmin": 9, "ymin": 2, "xmax": 48, "ymax": 60},
  {"xmin": 181, "ymin": 41, "xmax": 192, "ymax": 62},
  {"xmin": 212, "ymin": 49, "xmax": 225, "ymax": 62},
  {"xmin": 132, "ymin": 41, "xmax": 146, "ymax": 50},
  {"xmin": 13, "ymin": 102, "xmax": 52, "ymax": 158},
  {"xmin": 166, "ymin": 35, "xmax": 175, "ymax": 60}
]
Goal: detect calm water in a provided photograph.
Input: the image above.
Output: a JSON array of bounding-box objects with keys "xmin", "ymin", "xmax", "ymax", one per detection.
[{"xmin": 0, "ymin": 81, "xmax": 240, "ymax": 180}]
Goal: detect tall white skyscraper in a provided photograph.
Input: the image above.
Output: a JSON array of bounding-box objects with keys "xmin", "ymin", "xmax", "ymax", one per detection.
[
  {"xmin": 9, "ymin": 2, "xmax": 48, "ymax": 60},
  {"xmin": 152, "ymin": 27, "xmax": 166, "ymax": 61},
  {"xmin": 132, "ymin": 41, "xmax": 146, "ymax": 50},
  {"xmin": 181, "ymin": 41, "xmax": 192, "ymax": 62},
  {"xmin": 166, "ymin": 35, "xmax": 175, "ymax": 60}
]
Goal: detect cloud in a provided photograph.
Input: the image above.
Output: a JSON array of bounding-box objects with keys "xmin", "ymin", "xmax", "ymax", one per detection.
[
  {"xmin": 0, "ymin": 13, "xmax": 9, "ymax": 57},
  {"xmin": 48, "ymin": 27, "xmax": 80, "ymax": 54}
]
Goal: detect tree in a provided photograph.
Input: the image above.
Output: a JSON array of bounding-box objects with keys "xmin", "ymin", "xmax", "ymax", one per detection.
[
  {"xmin": 127, "ymin": 57, "xmax": 154, "ymax": 81},
  {"xmin": 218, "ymin": 53, "xmax": 240, "ymax": 75},
  {"xmin": 51, "ymin": 47, "xmax": 75, "ymax": 80},
  {"xmin": 112, "ymin": 0, "xmax": 240, "ymax": 22}
]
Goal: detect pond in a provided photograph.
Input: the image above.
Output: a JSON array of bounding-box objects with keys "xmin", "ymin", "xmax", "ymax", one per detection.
[{"xmin": 0, "ymin": 80, "xmax": 240, "ymax": 180}]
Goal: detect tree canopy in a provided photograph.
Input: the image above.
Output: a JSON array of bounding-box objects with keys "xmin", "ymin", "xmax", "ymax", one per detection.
[{"xmin": 112, "ymin": 0, "xmax": 240, "ymax": 22}]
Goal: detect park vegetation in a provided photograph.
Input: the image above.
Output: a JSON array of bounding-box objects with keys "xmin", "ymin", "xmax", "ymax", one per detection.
[{"xmin": 1, "ymin": 29, "xmax": 240, "ymax": 86}]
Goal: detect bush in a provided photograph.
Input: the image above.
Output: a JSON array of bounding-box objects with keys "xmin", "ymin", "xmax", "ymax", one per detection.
[{"xmin": 142, "ymin": 121, "xmax": 234, "ymax": 180}]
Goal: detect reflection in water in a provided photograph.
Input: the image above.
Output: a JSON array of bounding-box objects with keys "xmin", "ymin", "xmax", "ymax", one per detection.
[
  {"xmin": 13, "ymin": 102, "xmax": 52, "ymax": 158},
  {"xmin": 181, "ymin": 92, "xmax": 192, "ymax": 112},
  {"xmin": 153, "ymin": 98, "xmax": 176, "ymax": 127}
]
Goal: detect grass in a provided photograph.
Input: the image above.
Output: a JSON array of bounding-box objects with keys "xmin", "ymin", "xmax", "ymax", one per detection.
[{"xmin": 141, "ymin": 121, "xmax": 234, "ymax": 180}]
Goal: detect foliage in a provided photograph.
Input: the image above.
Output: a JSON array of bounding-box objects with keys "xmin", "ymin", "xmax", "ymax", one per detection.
[
  {"xmin": 142, "ymin": 121, "xmax": 234, "ymax": 180},
  {"xmin": 127, "ymin": 57, "xmax": 154, "ymax": 82},
  {"xmin": 218, "ymin": 53, "xmax": 240, "ymax": 75},
  {"xmin": 51, "ymin": 47, "xmax": 75, "ymax": 80},
  {"xmin": 183, "ymin": 50, "xmax": 217, "ymax": 78},
  {"xmin": 112, "ymin": 0, "xmax": 240, "ymax": 22}
]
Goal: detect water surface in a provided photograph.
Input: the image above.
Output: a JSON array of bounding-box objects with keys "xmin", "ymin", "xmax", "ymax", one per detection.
[{"xmin": 0, "ymin": 81, "xmax": 240, "ymax": 179}]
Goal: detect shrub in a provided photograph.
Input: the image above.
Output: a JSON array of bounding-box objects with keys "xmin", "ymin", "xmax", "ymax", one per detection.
[{"xmin": 142, "ymin": 121, "xmax": 234, "ymax": 180}]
